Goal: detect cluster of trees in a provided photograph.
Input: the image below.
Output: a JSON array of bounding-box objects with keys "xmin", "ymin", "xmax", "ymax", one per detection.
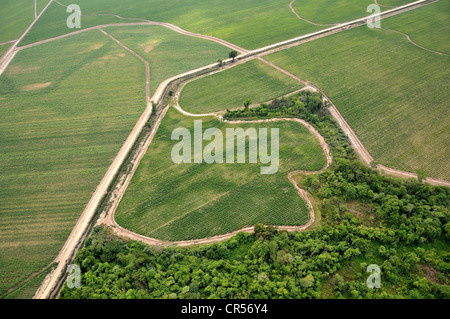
[
  {"xmin": 305, "ymin": 158, "xmax": 450, "ymax": 244},
  {"xmin": 60, "ymin": 89, "xmax": 449, "ymax": 299}
]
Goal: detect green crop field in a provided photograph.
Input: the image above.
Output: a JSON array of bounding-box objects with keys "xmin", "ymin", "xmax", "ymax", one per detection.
[
  {"xmin": 266, "ymin": 2, "xmax": 450, "ymax": 181},
  {"xmin": 0, "ymin": 30, "xmax": 146, "ymax": 297},
  {"xmin": 377, "ymin": 0, "xmax": 414, "ymax": 6},
  {"xmin": 19, "ymin": 0, "xmax": 407, "ymax": 50},
  {"xmin": 0, "ymin": 43, "xmax": 12, "ymax": 58},
  {"xmin": 115, "ymin": 108, "xmax": 326, "ymax": 241},
  {"xmin": 20, "ymin": 1, "xmax": 139, "ymax": 46},
  {"xmin": 382, "ymin": 0, "xmax": 450, "ymax": 53},
  {"xmin": 179, "ymin": 59, "xmax": 304, "ymax": 114},
  {"xmin": 103, "ymin": 25, "xmax": 230, "ymax": 96}
]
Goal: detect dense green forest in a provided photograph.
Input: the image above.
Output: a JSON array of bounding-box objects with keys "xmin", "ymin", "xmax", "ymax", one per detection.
[{"xmin": 60, "ymin": 91, "xmax": 449, "ymax": 299}]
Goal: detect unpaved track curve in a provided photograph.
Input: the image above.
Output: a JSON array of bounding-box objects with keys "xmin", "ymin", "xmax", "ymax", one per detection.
[
  {"xmin": 51, "ymin": 0, "xmax": 248, "ymax": 54},
  {"xmin": 32, "ymin": 0, "xmax": 446, "ymax": 299}
]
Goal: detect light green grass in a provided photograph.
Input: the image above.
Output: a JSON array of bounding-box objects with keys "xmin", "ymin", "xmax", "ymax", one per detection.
[
  {"xmin": 266, "ymin": 4, "xmax": 450, "ymax": 180},
  {"xmin": 104, "ymin": 25, "xmax": 230, "ymax": 96},
  {"xmin": 291, "ymin": 0, "xmax": 384, "ymax": 25},
  {"xmin": 0, "ymin": 29, "xmax": 145, "ymax": 296},
  {"xmin": 115, "ymin": 108, "xmax": 326, "ymax": 241},
  {"xmin": 0, "ymin": 43, "xmax": 12, "ymax": 58},
  {"xmin": 179, "ymin": 59, "xmax": 304, "ymax": 114}
]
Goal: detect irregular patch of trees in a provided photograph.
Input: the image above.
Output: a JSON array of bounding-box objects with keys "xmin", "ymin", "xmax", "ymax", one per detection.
[{"xmin": 61, "ymin": 90, "xmax": 449, "ymax": 299}]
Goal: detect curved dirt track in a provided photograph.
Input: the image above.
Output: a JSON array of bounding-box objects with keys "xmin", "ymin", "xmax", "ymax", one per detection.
[
  {"xmin": 100, "ymin": 99, "xmax": 333, "ymax": 247},
  {"xmin": 28, "ymin": 0, "xmax": 448, "ymax": 298}
]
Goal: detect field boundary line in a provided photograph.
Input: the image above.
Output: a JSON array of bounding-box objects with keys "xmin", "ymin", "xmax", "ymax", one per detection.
[
  {"xmin": 255, "ymin": 58, "xmax": 450, "ymax": 187},
  {"xmin": 0, "ymin": 40, "xmax": 17, "ymax": 46},
  {"xmin": 289, "ymin": 0, "xmax": 338, "ymax": 26},
  {"xmin": 32, "ymin": 0, "xmax": 446, "ymax": 298},
  {"xmin": 0, "ymin": 262, "xmax": 54, "ymax": 299},
  {"xmin": 99, "ymin": 28, "xmax": 151, "ymax": 103},
  {"xmin": 375, "ymin": 0, "xmax": 397, "ymax": 8},
  {"xmin": 100, "ymin": 114, "xmax": 332, "ymax": 248},
  {"xmin": 382, "ymin": 27, "xmax": 449, "ymax": 55},
  {"xmin": 21, "ymin": 0, "xmax": 249, "ymax": 55}
]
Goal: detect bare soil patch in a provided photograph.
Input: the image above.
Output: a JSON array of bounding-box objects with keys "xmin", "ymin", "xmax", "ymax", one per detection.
[
  {"xmin": 21, "ymin": 81, "xmax": 51, "ymax": 91},
  {"xmin": 7, "ymin": 65, "xmax": 40, "ymax": 75},
  {"xmin": 79, "ymin": 43, "xmax": 104, "ymax": 54}
]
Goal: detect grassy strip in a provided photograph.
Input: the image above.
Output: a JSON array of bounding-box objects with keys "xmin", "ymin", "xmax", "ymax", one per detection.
[{"xmin": 266, "ymin": 15, "xmax": 450, "ymax": 180}]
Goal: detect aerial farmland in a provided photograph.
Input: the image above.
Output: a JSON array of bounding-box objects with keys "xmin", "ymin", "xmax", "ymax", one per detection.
[{"xmin": 0, "ymin": 0, "xmax": 448, "ymax": 306}]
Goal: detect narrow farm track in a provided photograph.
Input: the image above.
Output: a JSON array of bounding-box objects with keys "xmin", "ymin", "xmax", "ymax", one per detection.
[
  {"xmin": 383, "ymin": 28, "xmax": 449, "ymax": 55},
  {"xmin": 99, "ymin": 97, "xmax": 333, "ymax": 248},
  {"xmin": 13, "ymin": 0, "xmax": 443, "ymax": 298},
  {"xmin": 0, "ymin": 40, "xmax": 17, "ymax": 46},
  {"xmin": 50, "ymin": 0, "xmax": 248, "ymax": 54},
  {"xmin": 99, "ymin": 28, "xmax": 151, "ymax": 103}
]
